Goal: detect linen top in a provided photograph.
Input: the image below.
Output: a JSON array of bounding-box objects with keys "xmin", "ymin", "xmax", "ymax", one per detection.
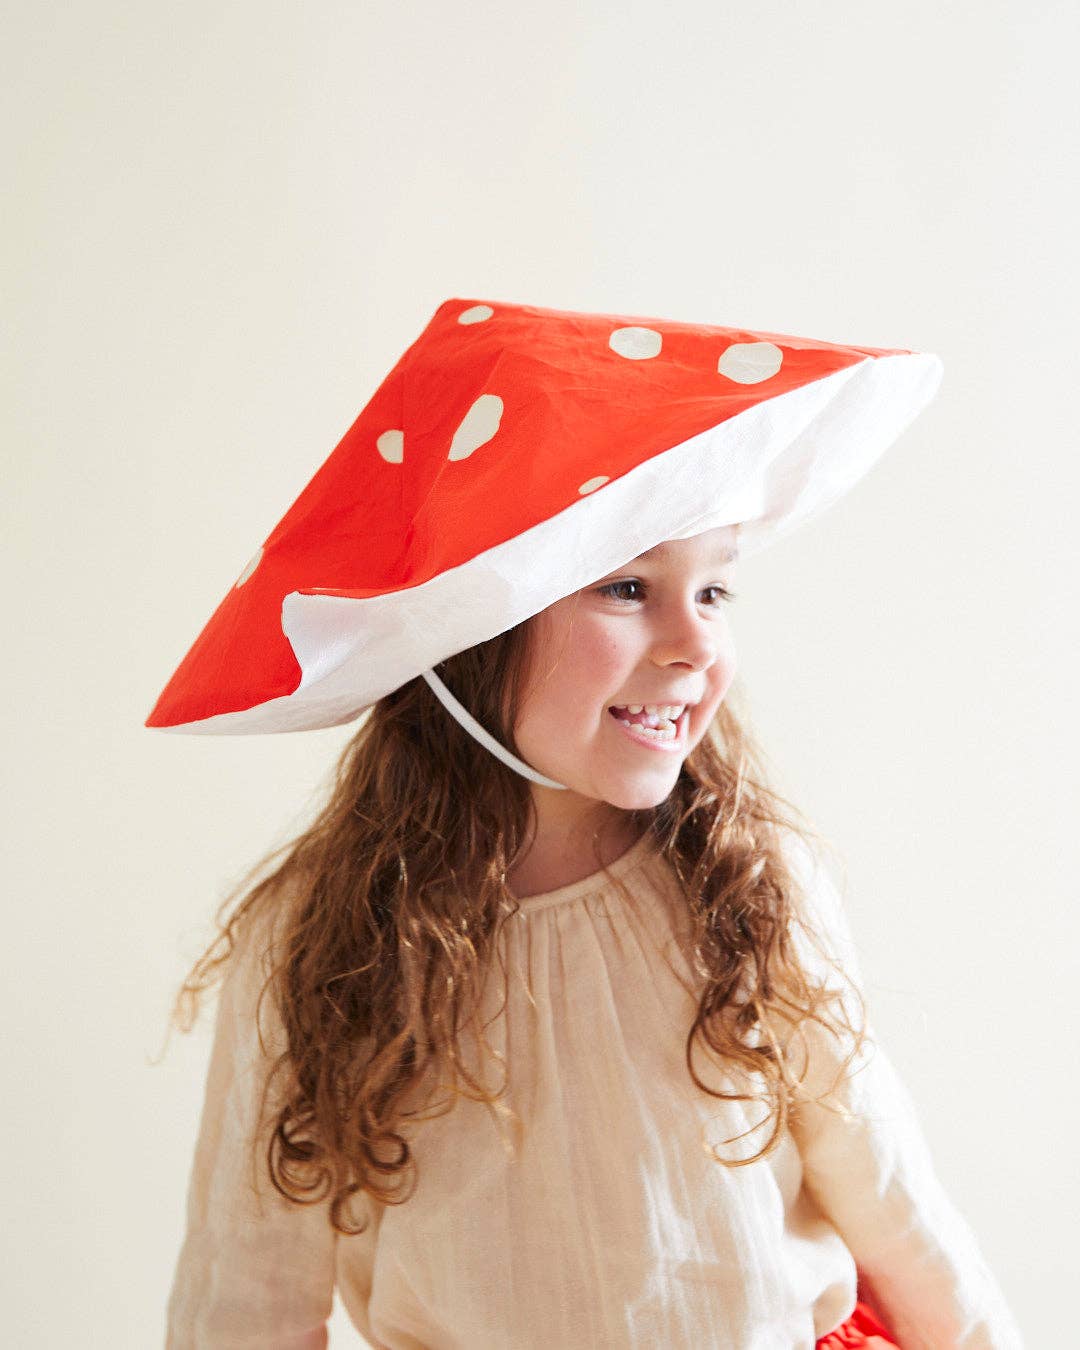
[{"xmin": 165, "ymin": 830, "xmax": 1025, "ymax": 1350}]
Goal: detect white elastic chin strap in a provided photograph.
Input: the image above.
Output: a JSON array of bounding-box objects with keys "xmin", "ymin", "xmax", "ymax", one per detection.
[{"xmin": 421, "ymin": 668, "xmax": 568, "ymax": 791}]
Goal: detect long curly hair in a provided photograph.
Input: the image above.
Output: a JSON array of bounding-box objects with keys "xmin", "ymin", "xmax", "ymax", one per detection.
[{"xmin": 164, "ymin": 606, "xmax": 869, "ymax": 1237}]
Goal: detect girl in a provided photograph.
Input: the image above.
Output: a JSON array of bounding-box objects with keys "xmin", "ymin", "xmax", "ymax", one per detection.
[{"xmin": 152, "ymin": 297, "xmax": 1023, "ymax": 1348}]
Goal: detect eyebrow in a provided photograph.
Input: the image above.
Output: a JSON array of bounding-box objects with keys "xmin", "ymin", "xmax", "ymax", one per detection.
[{"xmin": 637, "ymin": 541, "xmax": 739, "ymax": 564}]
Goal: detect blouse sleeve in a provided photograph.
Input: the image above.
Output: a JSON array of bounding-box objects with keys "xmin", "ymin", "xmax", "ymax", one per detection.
[
  {"xmin": 782, "ymin": 835, "xmax": 1026, "ymax": 1350},
  {"xmin": 165, "ymin": 909, "xmax": 339, "ymax": 1349}
]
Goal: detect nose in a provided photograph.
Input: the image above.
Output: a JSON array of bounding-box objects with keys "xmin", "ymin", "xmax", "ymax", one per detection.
[{"xmin": 649, "ymin": 600, "xmax": 727, "ymax": 672}]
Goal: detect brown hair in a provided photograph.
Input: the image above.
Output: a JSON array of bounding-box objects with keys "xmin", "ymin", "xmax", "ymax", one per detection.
[{"xmin": 163, "ymin": 608, "xmax": 868, "ymax": 1236}]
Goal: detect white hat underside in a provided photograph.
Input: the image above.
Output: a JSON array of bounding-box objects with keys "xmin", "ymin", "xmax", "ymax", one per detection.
[{"xmin": 158, "ymin": 351, "xmax": 942, "ymax": 735}]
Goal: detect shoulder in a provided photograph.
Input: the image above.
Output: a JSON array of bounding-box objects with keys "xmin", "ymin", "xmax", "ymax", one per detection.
[
  {"xmin": 775, "ymin": 825, "xmax": 864, "ymax": 988},
  {"xmin": 214, "ymin": 880, "xmax": 300, "ymax": 1056},
  {"xmin": 775, "ymin": 822, "xmax": 835, "ymax": 885}
]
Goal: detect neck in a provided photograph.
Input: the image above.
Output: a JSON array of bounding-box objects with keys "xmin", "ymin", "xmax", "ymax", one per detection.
[{"xmin": 505, "ymin": 797, "xmax": 642, "ymax": 898}]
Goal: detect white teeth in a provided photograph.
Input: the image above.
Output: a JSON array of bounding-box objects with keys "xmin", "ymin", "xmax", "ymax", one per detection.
[
  {"xmin": 617, "ymin": 716, "xmax": 679, "ymax": 741},
  {"xmin": 612, "ymin": 702, "xmax": 686, "ymax": 721}
]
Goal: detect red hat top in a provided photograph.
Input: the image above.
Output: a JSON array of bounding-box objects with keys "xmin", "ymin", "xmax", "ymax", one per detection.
[{"xmin": 145, "ymin": 296, "xmax": 942, "ymax": 736}]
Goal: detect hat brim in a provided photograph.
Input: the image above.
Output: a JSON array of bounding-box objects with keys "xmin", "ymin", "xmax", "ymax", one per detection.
[{"xmin": 153, "ymin": 349, "xmax": 941, "ymax": 735}]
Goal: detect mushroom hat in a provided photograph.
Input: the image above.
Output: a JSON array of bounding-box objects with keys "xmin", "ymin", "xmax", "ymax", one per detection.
[{"xmin": 145, "ymin": 295, "xmax": 942, "ymax": 766}]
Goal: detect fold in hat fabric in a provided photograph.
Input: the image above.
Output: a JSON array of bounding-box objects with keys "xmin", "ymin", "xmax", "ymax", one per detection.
[{"xmin": 145, "ymin": 296, "xmax": 943, "ymax": 735}]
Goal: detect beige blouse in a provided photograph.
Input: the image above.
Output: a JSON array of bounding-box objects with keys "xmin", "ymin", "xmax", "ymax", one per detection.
[{"xmin": 165, "ymin": 831, "xmax": 1024, "ymax": 1349}]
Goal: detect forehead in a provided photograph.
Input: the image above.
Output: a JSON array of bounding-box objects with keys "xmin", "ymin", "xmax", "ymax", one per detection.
[
  {"xmin": 634, "ymin": 539, "xmax": 739, "ymax": 565},
  {"xmin": 630, "ymin": 523, "xmax": 740, "ymax": 566}
]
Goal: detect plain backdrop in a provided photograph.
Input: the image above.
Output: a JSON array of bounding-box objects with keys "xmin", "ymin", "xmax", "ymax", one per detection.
[{"xmin": 4, "ymin": 2, "xmax": 1076, "ymax": 1345}]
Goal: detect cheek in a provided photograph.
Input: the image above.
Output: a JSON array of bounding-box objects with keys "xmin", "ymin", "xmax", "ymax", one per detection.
[
  {"xmin": 569, "ymin": 620, "xmax": 628, "ymax": 677},
  {"xmin": 516, "ymin": 655, "xmax": 617, "ymax": 743},
  {"xmin": 536, "ymin": 617, "xmax": 624, "ymax": 694},
  {"xmin": 566, "ymin": 645, "xmax": 627, "ymax": 719},
  {"xmin": 707, "ymin": 651, "xmax": 738, "ymax": 708}
]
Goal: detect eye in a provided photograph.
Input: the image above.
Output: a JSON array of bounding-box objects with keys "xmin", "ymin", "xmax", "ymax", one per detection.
[
  {"xmin": 596, "ymin": 579, "xmax": 644, "ymax": 603},
  {"xmin": 595, "ymin": 579, "xmax": 736, "ymax": 604}
]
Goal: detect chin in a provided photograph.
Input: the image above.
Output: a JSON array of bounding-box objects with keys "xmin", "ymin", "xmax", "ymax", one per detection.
[{"xmin": 602, "ymin": 775, "xmax": 681, "ymax": 811}]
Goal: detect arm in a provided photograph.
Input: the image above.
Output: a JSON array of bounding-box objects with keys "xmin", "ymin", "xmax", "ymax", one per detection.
[
  {"xmin": 165, "ymin": 911, "xmax": 338, "ymax": 1349},
  {"xmin": 782, "ymin": 836, "xmax": 1025, "ymax": 1350}
]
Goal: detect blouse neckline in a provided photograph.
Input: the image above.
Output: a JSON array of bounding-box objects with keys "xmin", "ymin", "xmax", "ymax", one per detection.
[{"xmin": 510, "ymin": 828, "xmax": 662, "ymax": 913}]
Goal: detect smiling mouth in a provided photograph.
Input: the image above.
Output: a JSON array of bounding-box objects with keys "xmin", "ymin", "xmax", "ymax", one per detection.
[
  {"xmin": 607, "ymin": 705, "xmax": 690, "ymax": 748},
  {"xmin": 607, "ymin": 704, "xmax": 688, "ymax": 724}
]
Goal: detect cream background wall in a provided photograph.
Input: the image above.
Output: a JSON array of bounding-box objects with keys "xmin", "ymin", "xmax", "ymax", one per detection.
[{"xmin": 5, "ymin": 1, "xmax": 1074, "ymax": 1344}]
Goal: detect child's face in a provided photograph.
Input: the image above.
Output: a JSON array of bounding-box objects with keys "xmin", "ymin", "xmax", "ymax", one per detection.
[{"xmin": 514, "ymin": 524, "xmax": 739, "ymax": 814}]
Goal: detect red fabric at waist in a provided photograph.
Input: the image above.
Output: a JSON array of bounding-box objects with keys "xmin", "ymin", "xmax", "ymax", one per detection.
[{"xmin": 815, "ymin": 1300, "xmax": 900, "ymax": 1349}]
